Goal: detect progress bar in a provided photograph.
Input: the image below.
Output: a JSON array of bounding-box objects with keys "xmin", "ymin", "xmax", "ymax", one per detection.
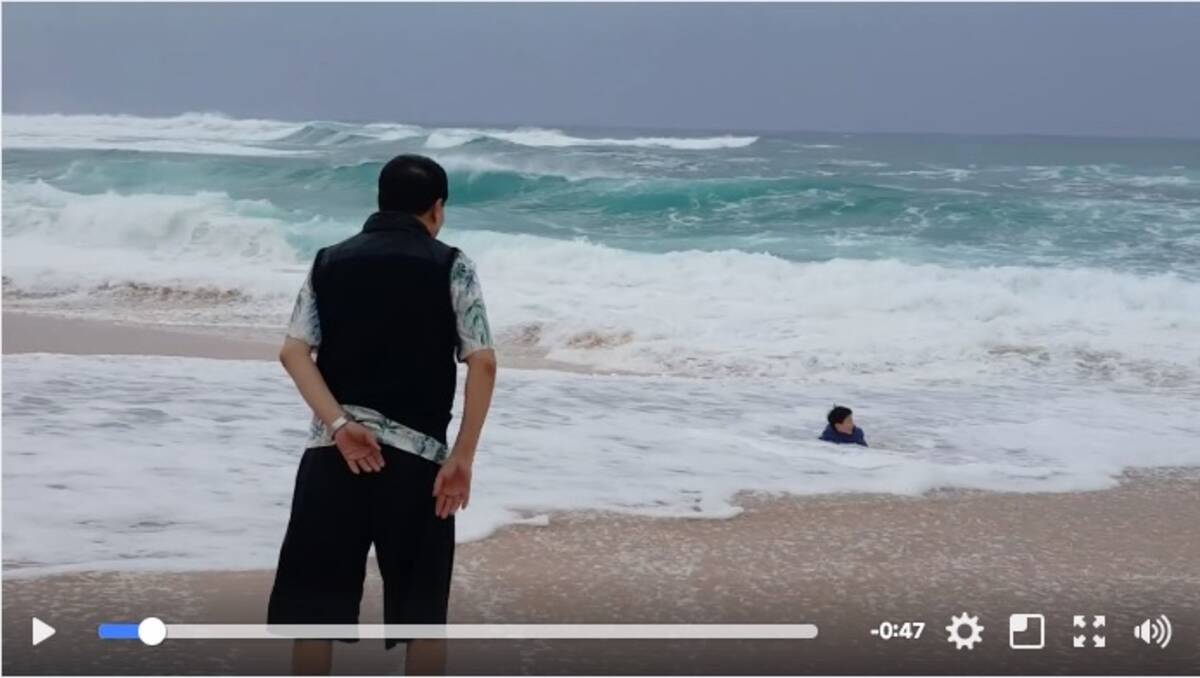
[{"xmin": 101, "ymin": 619, "xmax": 819, "ymax": 645}]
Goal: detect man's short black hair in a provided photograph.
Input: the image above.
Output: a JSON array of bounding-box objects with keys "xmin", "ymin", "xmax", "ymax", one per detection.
[
  {"xmin": 827, "ymin": 406, "xmax": 853, "ymax": 426},
  {"xmin": 378, "ymin": 154, "xmax": 449, "ymax": 215}
]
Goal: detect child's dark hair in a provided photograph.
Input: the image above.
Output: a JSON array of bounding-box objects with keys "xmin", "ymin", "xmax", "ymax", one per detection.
[{"xmin": 827, "ymin": 406, "xmax": 853, "ymax": 426}]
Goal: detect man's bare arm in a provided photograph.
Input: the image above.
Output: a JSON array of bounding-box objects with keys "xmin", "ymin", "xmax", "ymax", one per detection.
[
  {"xmin": 279, "ymin": 337, "xmax": 384, "ymax": 473},
  {"xmin": 452, "ymin": 348, "xmax": 498, "ymax": 461},
  {"xmin": 279, "ymin": 337, "xmax": 343, "ymax": 427},
  {"xmin": 432, "ymin": 348, "xmax": 497, "ymax": 518}
]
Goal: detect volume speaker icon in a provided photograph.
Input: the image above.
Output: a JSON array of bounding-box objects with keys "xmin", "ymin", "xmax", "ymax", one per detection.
[{"xmin": 1133, "ymin": 615, "xmax": 1172, "ymax": 649}]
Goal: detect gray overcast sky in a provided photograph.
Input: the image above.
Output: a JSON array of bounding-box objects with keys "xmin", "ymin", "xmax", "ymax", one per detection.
[{"xmin": 4, "ymin": 3, "xmax": 1200, "ymax": 138}]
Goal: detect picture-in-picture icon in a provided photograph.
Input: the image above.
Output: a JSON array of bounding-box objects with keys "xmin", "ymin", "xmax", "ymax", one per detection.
[{"xmin": 1008, "ymin": 614, "xmax": 1045, "ymax": 650}]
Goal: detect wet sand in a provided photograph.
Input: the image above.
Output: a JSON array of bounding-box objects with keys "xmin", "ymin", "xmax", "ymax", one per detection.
[
  {"xmin": 4, "ymin": 472, "xmax": 1198, "ymax": 675},
  {"xmin": 2, "ymin": 311, "xmax": 585, "ymax": 372},
  {"xmin": 3, "ymin": 311, "xmax": 1198, "ymax": 674},
  {"xmin": 2, "ymin": 311, "xmax": 279, "ymax": 360}
]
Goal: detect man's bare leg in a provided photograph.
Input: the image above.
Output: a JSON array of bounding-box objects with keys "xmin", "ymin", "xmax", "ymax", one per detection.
[
  {"xmin": 291, "ymin": 640, "xmax": 333, "ymax": 675},
  {"xmin": 405, "ymin": 639, "xmax": 447, "ymax": 675}
]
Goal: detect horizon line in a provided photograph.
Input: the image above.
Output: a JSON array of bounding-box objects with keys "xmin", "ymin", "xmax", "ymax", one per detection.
[{"xmin": 3, "ymin": 107, "xmax": 1199, "ymax": 144}]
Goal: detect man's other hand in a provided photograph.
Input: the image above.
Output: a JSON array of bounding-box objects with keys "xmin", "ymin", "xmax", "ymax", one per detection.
[
  {"xmin": 333, "ymin": 421, "xmax": 384, "ymax": 474},
  {"xmin": 432, "ymin": 454, "xmax": 473, "ymax": 519}
]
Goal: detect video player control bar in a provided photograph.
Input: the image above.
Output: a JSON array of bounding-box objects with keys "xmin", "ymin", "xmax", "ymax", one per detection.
[{"xmin": 99, "ymin": 619, "xmax": 820, "ymax": 645}]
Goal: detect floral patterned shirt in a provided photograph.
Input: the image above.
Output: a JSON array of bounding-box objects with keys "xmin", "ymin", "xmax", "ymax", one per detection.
[{"xmin": 286, "ymin": 251, "xmax": 494, "ymax": 463}]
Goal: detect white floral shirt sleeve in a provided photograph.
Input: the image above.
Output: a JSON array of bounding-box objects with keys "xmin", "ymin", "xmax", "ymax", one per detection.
[
  {"xmin": 285, "ymin": 264, "xmax": 321, "ymax": 347},
  {"xmin": 450, "ymin": 252, "xmax": 494, "ymax": 361}
]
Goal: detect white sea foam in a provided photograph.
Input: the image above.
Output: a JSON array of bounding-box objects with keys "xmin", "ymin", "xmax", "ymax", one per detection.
[
  {"xmin": 278, "ymin": 120, "xmax": 426, "ymax": 146},
  {"xmin": 822, "ymin": 159, "xmax": 889, "ymax": 168},
  {"xmin": 4, "ymin": 353, "xmax": 1197, "ymax": 577},
  {"xmin": 426, "ymin": 127, "xmax": 758, "ymax": 151},
  {"xmin": 1106, "ymin": 174, "xmax": 1196, "ymax": 188},
  {"xmin": 879, "ymin": 167, "xmax": 976, "ymax": 182},
  {"xmin": 4, "ymin": 113, "xmax": 757, "ymax": 156},
  {"xmin": 5, "ymin": 182, "xmax": 1199, "ymax": 384},
  {"xmin": 2, "ymin": 182, "xmax": 307, "ymax": 324},
  {"xmin": 450, "ymin": 230, "xmax": 1200, "ymax": 387},
  {"xmin": 2, "ymin": 113, "xmax": 311, "ymax": 157},
  {"xmin": 436, "ymin": 154, "xmax": 628, "ymax": 181}
]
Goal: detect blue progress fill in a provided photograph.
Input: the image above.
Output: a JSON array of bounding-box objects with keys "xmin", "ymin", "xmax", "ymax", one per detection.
[{"xmin": 98, "ymin": 623, "xmax": 141, "ymax": 640}]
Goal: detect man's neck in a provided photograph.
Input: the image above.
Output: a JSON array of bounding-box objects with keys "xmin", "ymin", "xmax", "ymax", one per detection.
[
  {"xmin": 369, "ymin": 211, "xmax": 437, "ymax": 237},
  {"xmin": 413, "ymin": 213, "xmax": 437, "ymax": 237}
]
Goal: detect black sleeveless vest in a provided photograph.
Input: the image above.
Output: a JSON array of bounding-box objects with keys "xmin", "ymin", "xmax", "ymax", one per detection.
[{"xmin": 312, "ymin": 211, "xmax": 460, "ymax": 444}]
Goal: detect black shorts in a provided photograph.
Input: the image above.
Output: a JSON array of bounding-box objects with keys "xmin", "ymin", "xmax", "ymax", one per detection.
[{"xmin": 267, "ymin": 445, "xmax": 454, "ymax": 649}]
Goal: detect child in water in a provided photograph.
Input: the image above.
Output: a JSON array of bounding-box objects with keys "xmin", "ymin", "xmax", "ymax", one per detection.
[{"xmin": 820, "ymin": 406, "xmax": 867, "ymax": 446}]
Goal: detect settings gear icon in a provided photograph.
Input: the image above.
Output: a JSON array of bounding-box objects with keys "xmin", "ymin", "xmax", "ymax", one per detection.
[{"xmin": 946, "ymin": 612, "xmax": 984, "ymax": 650}]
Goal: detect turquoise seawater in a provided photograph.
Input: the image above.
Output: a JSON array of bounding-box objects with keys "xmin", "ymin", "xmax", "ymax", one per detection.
[
  {"xmin": 5, "ymin": 118, "xmax": 1199, "ymax": 277},
  {"xmin": 2, "ymin": 114, "xmax": 1198, "ymax": 387}
]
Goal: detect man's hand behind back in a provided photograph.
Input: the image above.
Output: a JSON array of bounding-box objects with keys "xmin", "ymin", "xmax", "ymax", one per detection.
[{"xmin": 334, "ymin": 422, "xmax": 385, "ymax": 474}]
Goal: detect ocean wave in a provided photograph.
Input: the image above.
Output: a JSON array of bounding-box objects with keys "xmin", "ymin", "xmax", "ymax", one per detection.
[
  {"xmin": 5, "ymin": 180, "xmax": 1197, "ymax": 385},
  {"xmin": 4, "ymin": 113, "xmax": 758, "ymax": 156},
  {"xmin": 822, "ymin": 159, "xmax": 889, "ymax": 168},
  {"xmin": 1, "ymin": 181, "xmax": 308, "ymax": 324},
  {"xmin": 274, "ymin": 120, "xmax": 425, "ymax": 146},
  {"xmin": 438, "ymin": 154, "xmax": 629, "ymax": 181},
  {"xmin": 879, "ymin": 167, "xmax": 976, "ymax": 182},
  {"xmin": 450, "ymin": 231, "xmax": 1200, "ymax": 386},
  {"xmin": 5, "ymin": 155, "xmax": 875, "ymax": 217},
  {"xmin": 426, "ymin": 127, "xmax": 758, "ymax": 150},
  {"xmin": 2, "ymin": 112, "xmax": 311, "ymax": 157},
  {"xmin": 1100, "ymin": 173, "xmax": 1196, "ymax": 188},
  {"xmin": 2, "ymin": 180, "xmax": 302, "ymax": 262},
  {"xmin": 4, "ymin": 155, "xmax": 614, "ymax": 217},
  {"xmin": 1004, "ymin": 164, "xmax": 1199, "ymax": 191},
  {"xmin": 29, "ymin": 150, "xmax": 1194, "ymax": 267}
]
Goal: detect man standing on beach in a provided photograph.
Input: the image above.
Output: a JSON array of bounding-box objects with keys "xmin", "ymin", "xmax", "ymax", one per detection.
[{"xmin": 268, "ymin": 155, "xmax": 497, "ymax": 675}]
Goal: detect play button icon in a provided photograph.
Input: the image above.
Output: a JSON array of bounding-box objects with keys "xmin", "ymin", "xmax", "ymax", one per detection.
[{"xmin": 32, "ymin": 618, "xmax": 55, "ymax": 646}]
